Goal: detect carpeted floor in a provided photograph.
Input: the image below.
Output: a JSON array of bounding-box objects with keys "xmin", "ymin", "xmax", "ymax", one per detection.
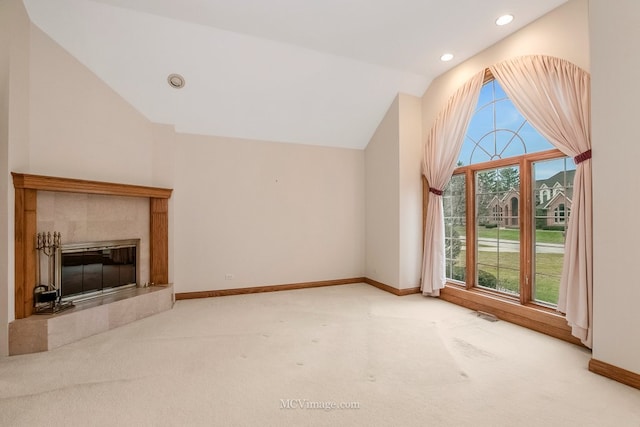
[{"xmin": 1, "ymin": 283, "xmax": 638, "ymax": 426}]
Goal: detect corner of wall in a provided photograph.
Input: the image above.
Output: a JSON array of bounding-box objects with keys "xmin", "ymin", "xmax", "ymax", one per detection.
[
  {"xmin": 364, "ymin": 95, "xmax": 401, "ymax": 288},
  {"xmin": 398, "ymin": 94, "xmax": 423, "ymax": 289}
]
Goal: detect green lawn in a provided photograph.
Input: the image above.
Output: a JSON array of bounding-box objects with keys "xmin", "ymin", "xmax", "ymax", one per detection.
[
  {"xmin": 454, "ymin": 225, "xmax": 565, "ymax": 244},
  {"xmin": 448, "ymin": 225, "xmax": 565, "ymax": 305},
  {"xmin": 533, "ymin": 252, "xmax": 564, "ymax": 304},
  {"xmin": 451, "ymin": 250, "xmax": 562, "ymax": 305}
]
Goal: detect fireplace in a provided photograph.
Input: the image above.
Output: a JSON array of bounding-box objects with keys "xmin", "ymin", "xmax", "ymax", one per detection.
[
  {"xmin": 12, "ymin": 172, "xmax": 171, "ymax": 319},
  {"xmin": 59, "ymin": 239, "xmax": 140, "ymax": 301},
  {"xmin": 10, "ymin": 174, "xmax": 172, "ymax": 354}
]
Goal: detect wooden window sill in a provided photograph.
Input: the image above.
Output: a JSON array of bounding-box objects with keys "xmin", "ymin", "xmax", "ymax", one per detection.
[{"xmin": 439, "ymin": 283, "xmax": 584, "ymax": 347}]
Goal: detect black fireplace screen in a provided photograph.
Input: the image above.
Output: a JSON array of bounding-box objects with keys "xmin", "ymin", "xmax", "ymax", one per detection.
[{"xmin": 60, "ymin": 241, "xmax": 138, "ymax": 298}]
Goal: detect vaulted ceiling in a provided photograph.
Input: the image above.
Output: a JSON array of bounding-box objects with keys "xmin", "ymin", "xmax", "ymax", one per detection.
[{"xmin": 23, "ymin": 0, "xmax": 567, "ymax": 149}]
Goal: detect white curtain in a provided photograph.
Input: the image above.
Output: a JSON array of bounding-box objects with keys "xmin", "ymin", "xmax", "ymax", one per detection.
[
  {"xmin": 421, "ymin": 71, "xmax": 484, "ymax": 296},
  {"xmin": 490, "ymin": 56, "xmax": 592, "ymax": 347}
]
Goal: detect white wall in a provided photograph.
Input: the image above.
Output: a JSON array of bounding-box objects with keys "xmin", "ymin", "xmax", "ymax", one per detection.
[
  {"xmin": 365, "ymin": 96, "xmax": 400, "ymax": 287},
  {"xmin": 27, "ymin": 25, "xmax": 156, "ymax": 186},
  {"xmin": 365, "ymin": 93, "xmax": 422, "ymax": 290},
  {"xmin": 590, "ymin": 0, "xmax": 640, "ymax": 375},
  {"xmin": 398, "ymin": 94, "xmax": 423, "ymax": 289},
  {"xmin": 0, "ymin": 0, "xmax": 12, "ymax": 357},
  {"xmin": 173, "ymin": 133, "xmax": 365, "ymax": 292}
]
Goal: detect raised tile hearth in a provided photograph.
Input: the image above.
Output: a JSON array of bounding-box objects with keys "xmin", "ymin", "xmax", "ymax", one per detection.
[{"xmin": 9, "ymin": 284, "xmax": 173, "ymax": 355}]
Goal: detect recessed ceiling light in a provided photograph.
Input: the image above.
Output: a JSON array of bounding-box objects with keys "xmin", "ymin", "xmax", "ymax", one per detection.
[
  {"xmin": 495, "ymin": 14, "xmax": 514, "ymax": 26},
  {"xmin": 440, "ymin": 53, "xmax": 454, "ymax": 62},
  {"xmin": 167, "ymin": 73, "xmax": 185, "ymax": 89}
]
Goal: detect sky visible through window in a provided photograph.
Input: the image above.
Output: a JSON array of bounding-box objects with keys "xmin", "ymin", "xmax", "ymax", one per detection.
[{"xmin": 458, "ymin": 80, "xmax": 576, "ymax": 180}]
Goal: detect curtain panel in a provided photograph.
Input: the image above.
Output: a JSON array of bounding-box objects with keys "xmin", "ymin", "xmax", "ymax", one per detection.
[
  {"xmin": 420, "ymin": 71, "xmax": 484, "ymax": 296},
  {"xmin": 490, "ymin": 55, "xmax": 592, "ymax": 348}
]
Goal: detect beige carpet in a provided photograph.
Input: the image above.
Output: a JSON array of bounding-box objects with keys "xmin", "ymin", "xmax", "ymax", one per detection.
[{"xmin": 0, "ymin": 283, "xmax": 638, "ymax": 426}]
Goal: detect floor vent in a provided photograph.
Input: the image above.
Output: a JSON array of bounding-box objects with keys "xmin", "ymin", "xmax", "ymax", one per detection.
[{"xmin": 475, "ymin": 311, "xmax": 499, "ymax": 322}]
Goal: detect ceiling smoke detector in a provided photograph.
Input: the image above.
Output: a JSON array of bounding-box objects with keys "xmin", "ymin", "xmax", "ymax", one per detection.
[{"xmin": 167, "ymin": 73, "xmax": 185, "ymax": 89}]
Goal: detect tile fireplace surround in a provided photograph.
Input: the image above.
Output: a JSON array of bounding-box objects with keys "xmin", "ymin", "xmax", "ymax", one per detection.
[{"xmin": 10, "ymin": 173, "xmax": 173, "ymax": 355}]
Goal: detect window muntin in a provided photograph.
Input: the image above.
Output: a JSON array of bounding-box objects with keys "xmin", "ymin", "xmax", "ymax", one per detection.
[
  {"xmin": 458, "ymin": 79, "xmax": 555, "ymax": 167},
  {"xmin": 444, "ymin": 77, "xmax": 571, "ymax": 308}
]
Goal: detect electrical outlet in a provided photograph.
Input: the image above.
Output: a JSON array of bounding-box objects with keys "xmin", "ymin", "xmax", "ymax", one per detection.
[{"xmin": 225, "ymin": 274, "xmax": 234, "ymax": 280}]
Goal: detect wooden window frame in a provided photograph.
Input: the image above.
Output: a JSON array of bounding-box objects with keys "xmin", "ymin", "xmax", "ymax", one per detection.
[{"xmin": 451, "ymin": 148, "xmax": 564, "ymax": 301}]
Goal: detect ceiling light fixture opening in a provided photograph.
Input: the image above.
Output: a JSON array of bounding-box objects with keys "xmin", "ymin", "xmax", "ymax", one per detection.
[
  {"xmin": 167, "ymin": 73, "xmax": 185, "ymax": 89},
  {"xmin": 495, "ymin": 14, "xmax": 514, "ymax": 26},
  {"xmin": 440, "ymin": 53, "xmax": 454, "ymax": 62}
]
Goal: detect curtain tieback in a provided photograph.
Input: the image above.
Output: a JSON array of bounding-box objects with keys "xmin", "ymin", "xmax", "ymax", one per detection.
[
  {"xmin": 574, "ymin": 149, "xmax": 591, "ymax": 164},
  {"xmin": 429, "ymin": 188, "xmax": 444, "ymax": 196}
]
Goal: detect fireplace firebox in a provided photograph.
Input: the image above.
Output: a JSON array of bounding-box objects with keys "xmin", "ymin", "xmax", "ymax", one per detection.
[{"xmin": 59, "ymin": 239, "xmax": 140, "ymax": 301}]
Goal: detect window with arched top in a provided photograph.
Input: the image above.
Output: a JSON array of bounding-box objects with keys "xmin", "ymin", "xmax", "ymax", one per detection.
[
  {"xmin": 442, "ymin": 73, "xmax": 576, "ymax": 307},
  {"xmin": 459, "ymin": 78, "xmax": 555, "ymax": 165},
  {"xmin": 540, "ymin": 186, "xmax": 550, "ymax": 204}
]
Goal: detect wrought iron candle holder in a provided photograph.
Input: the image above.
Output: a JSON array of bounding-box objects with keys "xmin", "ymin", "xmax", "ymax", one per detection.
[{"xmin": 34, "ymin": 231, "xmax": 74, "ymax": 314}]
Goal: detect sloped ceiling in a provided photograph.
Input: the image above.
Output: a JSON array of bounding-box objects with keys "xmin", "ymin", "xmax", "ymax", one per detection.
[{"xmin": 23, "ymin": 0, "xmax": 566, "ymax": 149}]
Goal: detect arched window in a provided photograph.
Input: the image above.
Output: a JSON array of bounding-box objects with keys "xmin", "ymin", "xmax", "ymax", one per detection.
[
  {"xmin": 442, "ymin": 73, "xmax": 576, "ymax": 306},
  {"xmin": 539, "ymin": 186, "xmax": 550, "ymax": 204}
]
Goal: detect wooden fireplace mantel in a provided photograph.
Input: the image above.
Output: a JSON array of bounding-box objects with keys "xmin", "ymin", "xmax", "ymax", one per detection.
[
  {"xmin": 12, "ymin": 173, "xmax": 173, "ymax": 198},
  {"xmin": 12, "ymin": 172, "xmax": 173, "ymax": 319}
]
